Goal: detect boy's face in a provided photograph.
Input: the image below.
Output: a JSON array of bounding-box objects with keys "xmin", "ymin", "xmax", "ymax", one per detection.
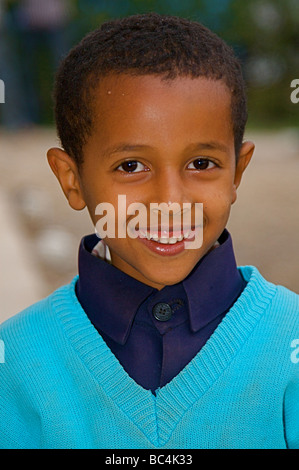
[{"xmin": 48, "ymin": 74, "xmax": 254, "ymax": 290}]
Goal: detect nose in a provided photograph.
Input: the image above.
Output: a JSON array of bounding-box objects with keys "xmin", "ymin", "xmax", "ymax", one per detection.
[
  {"xmin": 152, "ymin": 168, "xmax": 187, "ymax": 207},
  {"xmin": 146, "ymin": 168, "xmax": 193, "ymax": 230}
]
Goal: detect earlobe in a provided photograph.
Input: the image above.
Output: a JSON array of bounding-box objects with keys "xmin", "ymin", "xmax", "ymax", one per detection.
[
  {"xmin": 232, "ymin": 140, "xmax": 255, "ymax": 204},
  {"xmin": 47, "ymin": 147, "xmax": 86, "ymax": 211},
  {"xmin": 231, "ymin": 185, "xmax": 237, "ymax": 204}
]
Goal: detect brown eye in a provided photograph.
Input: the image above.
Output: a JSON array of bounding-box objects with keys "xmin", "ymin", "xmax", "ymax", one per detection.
[
  {"xmin": 188, "ymin": 158, "xmax": 215, "ymax": 170},
  {"xmin": 117, "ymin": 160, "xmax": 145, "ymax": 173}
]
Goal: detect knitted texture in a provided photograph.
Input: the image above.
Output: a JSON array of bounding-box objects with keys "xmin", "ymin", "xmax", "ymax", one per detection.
[{"xmin": 0, "ymin": 266, "xmax": 298, "ymax": 449}]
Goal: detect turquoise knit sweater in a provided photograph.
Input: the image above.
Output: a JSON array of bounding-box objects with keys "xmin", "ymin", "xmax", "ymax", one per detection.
[{"xmin": 0, "ymin": 266, "xmax": 298, "ymax": 449}]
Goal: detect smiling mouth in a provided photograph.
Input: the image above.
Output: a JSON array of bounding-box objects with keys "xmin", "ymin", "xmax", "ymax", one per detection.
[{"xmin": 137, "ymin": 227, "xmax": 198, "ymax": 244}]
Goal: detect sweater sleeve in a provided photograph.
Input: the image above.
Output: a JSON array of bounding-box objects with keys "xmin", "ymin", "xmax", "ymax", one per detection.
[{"xmin": 284, "ymin": 372, "xmax": 299, "ymax": 449}]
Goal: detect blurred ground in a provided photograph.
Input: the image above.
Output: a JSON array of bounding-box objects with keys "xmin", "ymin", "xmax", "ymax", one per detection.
[{"xmin": 0, "ymin": 126, "xmax": 299, "ymax": 323}]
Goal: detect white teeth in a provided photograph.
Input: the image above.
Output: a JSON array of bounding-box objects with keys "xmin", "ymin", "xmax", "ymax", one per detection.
[
  {"xmin": 140, "ymin": 230, "xmax": 189, "ymax": 244},
  {"xmin": 158, "ymin": 238, "xmax": 169, "ymax": 244},
  {"xmin": 138, "ymin": 228, "xmax": 197, "ymax": 243},
  {"xmin": 183, "ymin": 231, "xmax": 191, "ymax": 239}
]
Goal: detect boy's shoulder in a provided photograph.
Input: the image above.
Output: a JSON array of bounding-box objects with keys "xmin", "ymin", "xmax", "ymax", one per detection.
[
  {"xmin": 0, "ymin": 276, "xmax": 79, "ymax": 350},
  {"xmin": 274, "ymin": 282, "xmax": 299, "ymax": 329},
  {"xmin": 240, "ymin": 264, "xmax": 299, "ymax": 299},
  {"xmin": 266, "ymin": 274, "xmax": 299, "ymax": 311},
  {"xmin": 275, "ymin": 282, "xmax": 299, "ymax": 303},
  {"xmin": 273, "ymin": 282, "xmax": 299, "ymax": 325},
  {"xmin": 239, "ymin": 265, "xmax": 299, "ymax": 328}
]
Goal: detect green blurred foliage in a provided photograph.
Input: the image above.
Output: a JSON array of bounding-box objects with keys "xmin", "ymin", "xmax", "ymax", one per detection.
[
  {"xmin": 227, "ymin": 0, "xmax": 299, "ymax": 128},
  {"xmin": 70, "ymin": 0, "xmax": 299, "ymax": 129}
]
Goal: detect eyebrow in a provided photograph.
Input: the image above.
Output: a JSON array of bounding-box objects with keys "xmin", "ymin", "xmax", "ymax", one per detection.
[
  {"xmin": 185, "ymin": 141, "xmax": 230, "ymax": 154},
  {"xmin": 101, "ymin": 144, "xmax": 153, "ymax": 160},
  {"xmin": 101, "ymin": 140, "xmax": 229, "ymax": 160}
]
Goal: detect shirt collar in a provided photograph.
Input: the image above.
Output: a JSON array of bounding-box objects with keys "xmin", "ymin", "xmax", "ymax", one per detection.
[
  {"xmin": 76, "ymin": 234, "xmax": 154, "ymax": 344},
  {"xmin": 183, "ymin": 230, "xmax": 244, "ymax": 332},
  {"xmin": 75, "ymin": 229, "xmax": 244, "ymax": 344}
]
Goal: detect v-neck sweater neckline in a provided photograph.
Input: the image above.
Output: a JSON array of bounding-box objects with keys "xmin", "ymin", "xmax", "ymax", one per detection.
[{"xmin": 52, "ymin": 265, "xmax": 276, "ymax": 447}]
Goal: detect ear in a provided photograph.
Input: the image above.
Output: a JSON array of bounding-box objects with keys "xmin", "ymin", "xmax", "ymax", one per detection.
[
  {"xmin": 231, "ymin": 140, "xmax": 255, "ymax": 204},
  {"xmin": 47, "ymin": 147, "xmax": 86, "ymax": 210}
]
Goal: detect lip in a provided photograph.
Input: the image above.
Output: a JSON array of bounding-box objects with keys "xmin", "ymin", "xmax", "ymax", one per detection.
[{"xmin": 136, "ymin": 228, "xmax": 199, "ymax": 257}]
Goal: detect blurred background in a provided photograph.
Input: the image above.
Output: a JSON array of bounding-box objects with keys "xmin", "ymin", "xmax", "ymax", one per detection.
[{"xmin": 0, "ymin": 0, "xmax": 299, "ymax": 322}]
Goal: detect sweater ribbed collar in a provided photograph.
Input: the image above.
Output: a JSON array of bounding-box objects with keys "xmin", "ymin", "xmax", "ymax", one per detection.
[{"xmin": 53, "ymin": 265, "xmax": 276, "ymax": 447}]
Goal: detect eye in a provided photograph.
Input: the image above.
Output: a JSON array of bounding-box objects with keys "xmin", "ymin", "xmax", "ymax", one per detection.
[
  {"xmin": 187, "ymin": 158, "xmax": 216, "ymax": 171},
  {"xmin": 116, "ymin": 160, "xmax": 147, "ymax": 173}
]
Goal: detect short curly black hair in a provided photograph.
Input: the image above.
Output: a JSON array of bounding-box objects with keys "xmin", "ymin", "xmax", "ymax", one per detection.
[{"xmin": 54, "ymin": 13, "xmax": 248, "ymax": 167}]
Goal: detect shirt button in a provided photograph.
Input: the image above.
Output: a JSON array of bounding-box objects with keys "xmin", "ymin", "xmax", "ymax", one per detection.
[{"xmin": 152, "ymin": 302, "xmax": 172, "ymax": 322}]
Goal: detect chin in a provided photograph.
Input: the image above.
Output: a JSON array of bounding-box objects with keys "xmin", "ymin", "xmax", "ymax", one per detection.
[{"xmin": 143, "ymin": 268, "xmax": 192, "ymax": 289}]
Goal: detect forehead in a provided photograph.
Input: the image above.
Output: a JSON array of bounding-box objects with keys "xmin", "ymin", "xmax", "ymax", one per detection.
[{"xmin": 87, "ymin": 74, "xmax": 234, "ymax": 154}]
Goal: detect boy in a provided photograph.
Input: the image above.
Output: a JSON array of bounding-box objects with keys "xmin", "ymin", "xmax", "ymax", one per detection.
[{"xmin": 0, "ymin": 13, "xmax": 298, "ymax": 449}]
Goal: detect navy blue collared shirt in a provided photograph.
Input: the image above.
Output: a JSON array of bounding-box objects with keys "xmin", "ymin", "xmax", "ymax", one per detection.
[{"xmin": 75, "ymin": 230, "xmax": 246, "ymax": 393}]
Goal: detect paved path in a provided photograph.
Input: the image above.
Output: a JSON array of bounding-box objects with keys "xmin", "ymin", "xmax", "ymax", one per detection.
[
  {"xmin": 1, "ymin": 127, "xmax": 298, "ymax": 323},
  {"xmin": 0, "ymin": 188, "xmax": 46, "ymax": 322}
]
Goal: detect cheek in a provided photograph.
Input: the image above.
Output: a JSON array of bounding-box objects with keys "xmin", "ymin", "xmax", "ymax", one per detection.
[
  {"xmin": 82, "ymin": 182, "xmax": 121, "ymax": 225},
  {"xmin": 203, "ymin": 188, "xmax": 233, "ymax": 219}
]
